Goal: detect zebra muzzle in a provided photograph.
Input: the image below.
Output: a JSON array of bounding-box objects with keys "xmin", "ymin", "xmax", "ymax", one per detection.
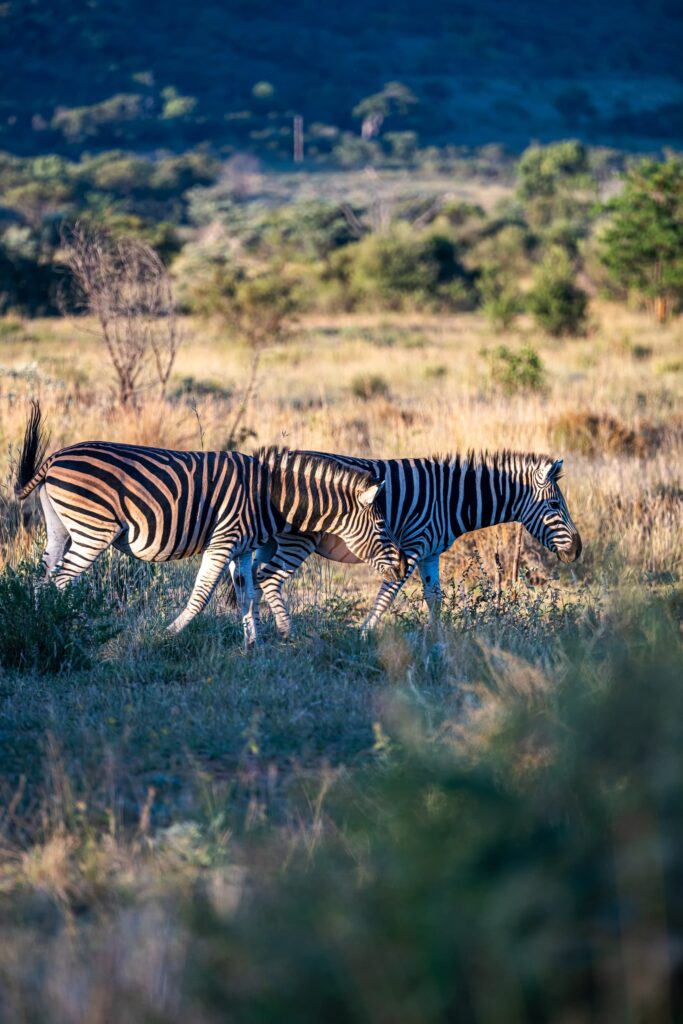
[{"xmin": 557, "ymin": 533, "xmax": 582, "ymax": 563}]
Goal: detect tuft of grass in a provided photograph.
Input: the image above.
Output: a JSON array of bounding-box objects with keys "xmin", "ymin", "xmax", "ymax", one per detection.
[{"xmin": 0, "ymin": 561, "xmax": 117, "ymax": 673}]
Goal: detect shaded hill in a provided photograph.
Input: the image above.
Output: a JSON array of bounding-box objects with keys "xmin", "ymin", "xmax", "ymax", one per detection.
[{"xmin": 2, "ymin": 0, "xmax": 683, "ymax": 159}]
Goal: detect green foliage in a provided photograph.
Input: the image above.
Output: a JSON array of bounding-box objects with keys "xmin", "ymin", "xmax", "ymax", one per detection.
[
  {"xmin": 0, "ymin": 242, "xmax": 60, "ymax": 316},
  {"xmin": 527, "ymin": 248, "xmax": 589, "ymax": 336},
  {"xmin": 252, "ymin": 81, "xmax": 275, "ymax": 99},
  {"xmin": 0, "ymin": 562, "xmax": 116, "ymax": 673},
  {"xmin": 479, "ymin": 267, "xmax": 523, "ymax": 330},
  {"xmin": 51, "ymin": 94, "xmax": 148, "ymax": 144},
  {"xmin": 383, "ymin": 130, "xmax": 419, "ymax": 163},
  {"xmin": 160, "ymin": 86, "xmax": 198, "ymax": 120},
  {"xmin": 348, "ymin": 226, "xmax": 474, "ymax": 310},
  {"xmin": 332, "ymin": 133, "xmax": 382, "ymax": 168},
  {"xmin": 352, "ymin": 81, "xmax": 418, "ymax": 122},
  {"xmin": 599, "ymin": 157, "xmax": 683, "ymax": 321},
  {"xmin": 516, "ymin": 140, "xmax": 595, "ymax": 228},
  {"xmin": 517, "ymin": 140, "xmax": 591, "ymax": 201},
  {"xmin": 0, "ymin": 1, "xmax": 681, "ymax": 165},
  {"xmin": 482, "ymin": 344, "xmax": 545, "ymax": 394},
  {"xmin": 184, "ymin": 261, "xmax": 298, "ymax": 347}
]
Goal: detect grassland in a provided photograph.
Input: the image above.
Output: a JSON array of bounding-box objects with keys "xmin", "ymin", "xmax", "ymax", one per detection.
[{"xmin": 0, "ymin": 306, "xmax": 681, "ymax": 1021}]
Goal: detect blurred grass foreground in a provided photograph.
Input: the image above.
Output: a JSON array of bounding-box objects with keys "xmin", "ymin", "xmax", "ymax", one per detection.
[{"xmin": 0, "ymin": 591, "xmax": 681, "ymax": 1023}]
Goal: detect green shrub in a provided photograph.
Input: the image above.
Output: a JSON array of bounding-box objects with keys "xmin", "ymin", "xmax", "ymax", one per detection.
[
  {"xmin": 0, "ymin": 562, "xmax": 116, "ymax": 673},
  {"xmin": 348, "ymin": 226, "xmax": 474, "ymax": 310},
  {"xmin": 527, "ymin": 249, "xmax": 588, "ymax": 336},
  {"xmin": 482, "ymin": 344, "xmax": 545, "ymax": 394},
  {"xmin": 479, "ymin": 268, "xmax": 522, "ymax": 330},
  {"xmin": 350, "ymin": 373, "xmax": 390, "ymax": 400},
  {"xmin": 182, "ymin": 261, "xmax": 298, "ymax": 346}
]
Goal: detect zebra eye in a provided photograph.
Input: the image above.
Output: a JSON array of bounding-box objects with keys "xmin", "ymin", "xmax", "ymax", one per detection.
[{"xmin": 547, "ymin": 499, "xmax": 560, "ymax": 511}]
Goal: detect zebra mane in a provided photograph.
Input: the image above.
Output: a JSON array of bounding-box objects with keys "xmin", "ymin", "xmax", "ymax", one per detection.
[
  {"xmin": 255, "ymin": 446, "xmax": 376, "ymax": 491},
  {"xmin": 437, "ymin": 449, "xmax": 557, "ymax": 478}
]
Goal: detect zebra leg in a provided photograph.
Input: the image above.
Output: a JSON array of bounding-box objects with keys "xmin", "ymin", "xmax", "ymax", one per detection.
[
  {"xmin": 256, "ymin": 535, "xmax": 320, "ymax": 637},
  {"xmin": 229, "ymin": 552, "xmax": 259, "ymax": 649},
  {"xmin": 39, "ymin": 488, "xmax": 71, "ymax": 579},
  {"xmin": 360, "ymin": 556, "xmax": 419, "ymax": 636},
  {"xmin": 167, "ymin": 542, "xmax": 235, "ymax": 634},
  {"xmin": 418, "ymin": 554, "xmax": 443, "ymax": 621},
  {"xmin": 49, "ymin": 526, "xmax": 121, "ymax": 590}
]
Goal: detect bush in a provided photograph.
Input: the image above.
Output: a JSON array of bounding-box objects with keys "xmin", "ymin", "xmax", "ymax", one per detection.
[
  {"xmin": 181, "ymin": 261, "xmax": 298, "ymax": 346},
  {"xmin": 0, "ymin": 562, "xmax": 116, "ymax": 673},
  {"xmin": 479, "ymin": 268, "xmax": 522, "ymax": 330},
  {"xmin": 350, "ymin": 373, "xmax": 390, "ymax": 400},
  {"xmin": 482, "ymin": 344, "xmax": 545, "ymax": 394},
  {"xmin": 527, "ymin": 249, "xmax": 588, "ymax": 336},
  {"xmin": 348, "ymin": 226, "xmax": 474, "ymax": 310}
]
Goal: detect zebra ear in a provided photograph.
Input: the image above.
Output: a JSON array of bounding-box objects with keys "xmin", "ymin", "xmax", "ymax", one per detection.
[
  {"xmin": 358, "ymin": 479, "xmax": 385, "ymax": 507},
  {"xmin": 543, "ymin": 459, "xmax": 564, "ymax": 483}
]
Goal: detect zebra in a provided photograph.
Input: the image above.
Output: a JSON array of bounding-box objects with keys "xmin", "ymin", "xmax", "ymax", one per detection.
[
  {"xmin": 14, "ymin": 404, "xmax": 406, "ymax": 645},
  {"xmin": 229, "ymin": 449, "xmax": 582, "ymax": 636}
]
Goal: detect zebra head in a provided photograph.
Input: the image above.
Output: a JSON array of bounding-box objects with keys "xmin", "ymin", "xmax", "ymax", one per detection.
[
  {"xmin": 516, "ymin": 458, "xmax": 582, "ymax": 563},
  {"xmin": 356, "ymin": 478, "xmax": 408, "ymax": 582}
]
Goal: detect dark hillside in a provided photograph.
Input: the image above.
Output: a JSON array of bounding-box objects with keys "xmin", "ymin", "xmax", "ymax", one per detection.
[{"xmin": 3, "ymin": 0, "xmax": 683, "ymax": 158}]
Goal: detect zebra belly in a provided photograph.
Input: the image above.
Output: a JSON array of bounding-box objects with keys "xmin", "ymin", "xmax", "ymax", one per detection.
[
  {"xmin": 112, "ymin": 529, "xmax": 187, "ymax": 562},
  {"xmin": 315, "ymin": 533, "xmax": 363, "ymax": 564}
]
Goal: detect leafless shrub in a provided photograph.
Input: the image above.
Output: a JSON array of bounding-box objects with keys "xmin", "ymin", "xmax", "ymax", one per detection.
[{"xmin": 61, "ymin": 224, "xmax": 181, "ymax": 407}]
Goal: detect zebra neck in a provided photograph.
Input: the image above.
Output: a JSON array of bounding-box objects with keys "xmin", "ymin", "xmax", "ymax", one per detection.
[
  {"xmin": 267, "ymin": 467, "xmax": 329, "ymax": 532},
  {"xmin": 447, "ymin": 461, "xmax": 522, "ymax": 538}
]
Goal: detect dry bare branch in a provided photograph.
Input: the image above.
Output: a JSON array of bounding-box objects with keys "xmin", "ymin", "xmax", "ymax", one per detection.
[{"xmin": 62, "ymin": 224, "xmax": 181, "ymax": 406}]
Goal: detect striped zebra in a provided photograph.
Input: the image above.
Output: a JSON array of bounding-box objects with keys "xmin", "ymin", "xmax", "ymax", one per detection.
[
  {"xmin": 14, "ymin": 404, "xmax": 405, "ymax": 645},
  {"xmin": 232, "ymin": 449, "xmax": 582, "ymax": 636}
]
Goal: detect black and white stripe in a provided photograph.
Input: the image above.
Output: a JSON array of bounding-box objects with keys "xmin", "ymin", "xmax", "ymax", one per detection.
[
  {"xmin": 241, "ymin": 449, "xmax": 582, "ymax": 635},
  {"xmin": 15, "ymin": 405, "xmax": 404, "ymax": 644}
]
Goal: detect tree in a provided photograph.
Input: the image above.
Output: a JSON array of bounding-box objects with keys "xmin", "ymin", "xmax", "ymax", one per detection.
[
  {"xmin": 62, "ymin": 224, "xmax": 181, "ymax": 406},
  {"xmin": 352, "ymin": 82, "xmax": 417, "ymax": 139},
  {"xmin": 527, "ymin": 247, "xmax": 588, "ymax": 337},
  {"xmin": 516, "ymin": 141, "xmax": 595, "ymax": 229},
  {"xmin": 599, "ymin": 158, "xmax": 683, "ymax": 323}
]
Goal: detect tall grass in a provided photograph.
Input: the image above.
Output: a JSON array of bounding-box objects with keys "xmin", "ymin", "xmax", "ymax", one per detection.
[
  {"xmin": 0, "ymin": 598, "xmax": 680, "ymax": 1022},
  {"xmin": 0, "ymin": 307, "xmax": 680, "ymax": 1021}
]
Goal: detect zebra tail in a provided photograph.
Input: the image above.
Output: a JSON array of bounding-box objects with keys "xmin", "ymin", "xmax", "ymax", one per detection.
[{"xmin": 14, "ymin": 400, "xmax": 52, "ymax": 500}]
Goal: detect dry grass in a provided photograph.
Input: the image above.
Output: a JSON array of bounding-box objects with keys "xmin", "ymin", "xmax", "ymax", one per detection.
[
  {"xmin": 1, "ymin": 302, "xmax": 680, "ymax": 584},
  {"xmin": 0, "ymin": 305, "xmax": 681, "ymax": 1022}
]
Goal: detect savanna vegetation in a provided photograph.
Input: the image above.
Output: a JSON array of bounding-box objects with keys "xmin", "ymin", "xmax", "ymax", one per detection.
[
  {"xmin": 0, "ymin": 294, "xmax": 681, "ymax": 1020},
  {"xmin": 1, "ymin": 3, "xmax": 683, "ymax": 1019}
]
